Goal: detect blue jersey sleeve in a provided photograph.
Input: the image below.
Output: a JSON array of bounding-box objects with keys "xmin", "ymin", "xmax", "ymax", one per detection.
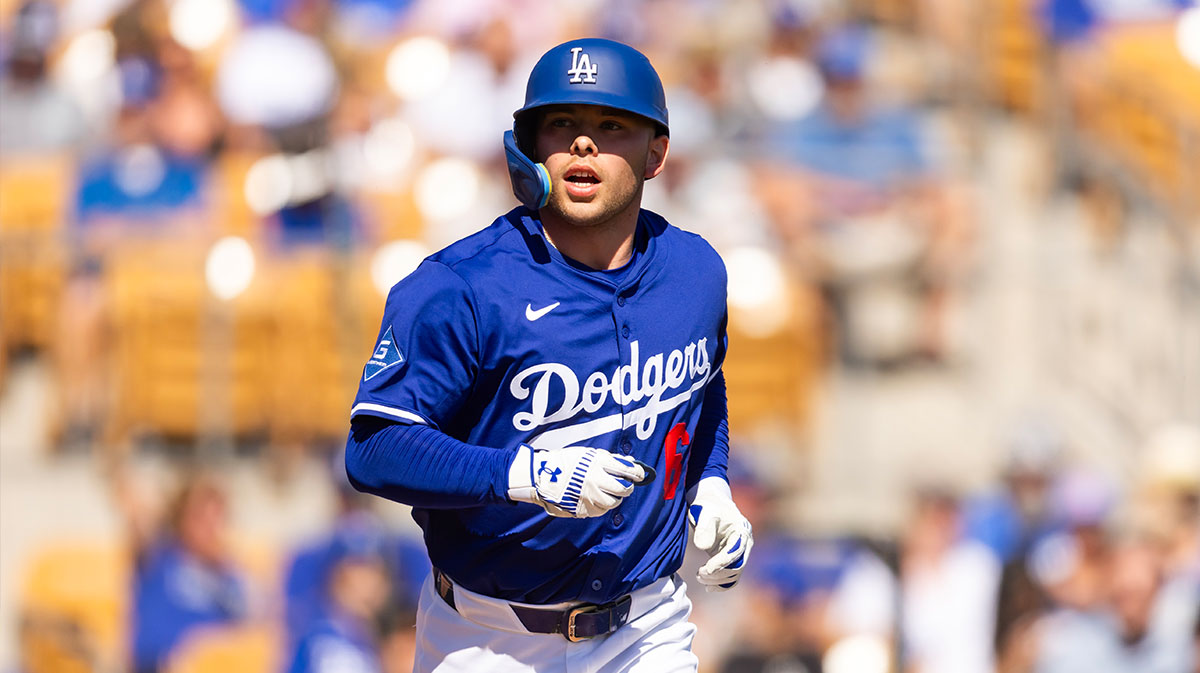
[
  {"xmin": 684, "ymin": 370, "xmax": 731, "ymax": 492},
  {"xmin": 345, "ymin": 417, "xmax": 513, "ymax": 508},
  {"xmin": 684, "ymin": 314, "xmax": 731, "ymax": 491},
  {"xmin": 351, "ymin": 260, "xmax": 479, "ymax": 429}
]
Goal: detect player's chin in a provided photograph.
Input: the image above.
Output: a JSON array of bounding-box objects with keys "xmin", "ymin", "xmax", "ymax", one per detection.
[{"xmin": 547, "ymin": 195, "xmax": 612, "ymax": 226}]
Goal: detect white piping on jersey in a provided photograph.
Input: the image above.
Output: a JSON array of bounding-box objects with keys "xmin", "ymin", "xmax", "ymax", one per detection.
[
  {"xmin": 350, "ymin": 403, "xmax": 428, "ymax": 425},
  {"xmin": 524, "ymin": 367, "xmax": 718, "ymax": 451}
]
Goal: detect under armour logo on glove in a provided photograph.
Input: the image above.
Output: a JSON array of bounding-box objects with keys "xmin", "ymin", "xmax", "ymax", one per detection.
[
  {"xmin": 508, "ymin": 445, "xmax": 646, "ymax": 518},
  {"xmin": 538, "ymin": 462, "xmax": 562, "ymax": 483}
]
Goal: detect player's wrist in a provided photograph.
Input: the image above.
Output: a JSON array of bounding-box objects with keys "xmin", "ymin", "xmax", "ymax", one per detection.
[
  {"xmin": 506, "ymin": 444, "xmax": 537, "ymax": 503},
  {"xmin": 686, "ymin": 475, "xmax": 732, "ymax": 505}
]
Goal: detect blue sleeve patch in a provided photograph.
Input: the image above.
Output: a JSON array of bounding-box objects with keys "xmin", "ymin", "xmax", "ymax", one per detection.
[{"xmin": 363, "ymin": 326, "xmax": 405, "ymax": 381}]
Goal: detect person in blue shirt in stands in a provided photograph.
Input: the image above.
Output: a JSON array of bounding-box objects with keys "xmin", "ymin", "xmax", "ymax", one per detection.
[
  {"xmin": 765, "ymin": 26, "xmax": 929, "ymax": 196},
  {"xmin": 283, "ymin": 454, "xmax": 429, "ymax": 655},
  {"xmin": 73, "ymin": 49, "xmax": 216, "ymax": 232},
  {"xmin": 286, "ymin": 521, "xmax": 393, "ymax": 673},
  {"xmin": 760, "ymin": 24, "xmax": 969, "ymax": 367},
  {"xmin": 128, "ymin": 473, "xmax": 248, "ymax": 673}
]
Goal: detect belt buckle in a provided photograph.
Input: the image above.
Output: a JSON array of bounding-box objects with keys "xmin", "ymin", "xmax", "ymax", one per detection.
[{"xmin": 566, "ymin": 603, "xmax": 600, "ymax": 642}]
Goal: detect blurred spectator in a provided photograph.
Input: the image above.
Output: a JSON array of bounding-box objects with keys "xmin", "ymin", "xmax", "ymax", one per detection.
[
  {"xmin": 684, "ymin": 451, "xmax": 801, "ymax": 671},
  {"xmin": 1194, "ymin": 606, "xmax": 1200, "ymax": 673},
  {"xmin": 1029, "ymin": 534, "xmax": 1195, "ymax": 673},
  {"xmin": 720, "ymin": 537, "xmax": 856, "ymax": 673},
  {"xmin": 827, "ymin": 488, "xmax": 1000, "ymax": 673},
  {"xmin": 1028, "ymin": 470, "xmax": 1117, "ymax": 608},
  {"xmin": 1135, "ymin": 424, "xmax": 1200, "ymax": 668},
  {"xmin": 401, "ymin": 18, "xmax": 532, "ymax": 162},
  {"xmin": 283, "ymin": 453, "xmax": 428, "ymax": 658},
  {"xmin": 757, "ymin": 24, "xmax": 970, "ymax": 368},
  {"xmin": 900, "ymin": 488, "xmax": 1001, "ymax": 673},
  {"xmin": 71, "ymin": 107, "xmax": 208, "ymax": 229},
  {"xmin": 965, "ymin": 415, "xmax": 1067, "ymax": 563},
  {"xmin": 998, "ymin": 469, "xmax": 1117, "ymax": 672},
  {"xmin": 1136, "ymin": 424, "xmax": 1200, "ymax": 588},
  {"xmin": 214, "ymin": 12, "xmax": 370, "ymax": 249},
  {"xmin": 330, "ymin": 0, "xmax": 417, "ymax": 47},
  {"xmin": 285, "ymin": 523, "xmax": 392, "ymax": 673},
  {"xmin": 963, "ymin": 414, "xmax": 1066, "ymax": 663},
  {"xmin": 123, "ymin": 472, "xmax": 249, "ymax": 673},
  {"xmin": 215, "ymin": 22, "xmax": 337, "ymax": 137},
  {"xmin": 73, "ymin": 3, "xmax": 220, "ymax": 233},
  {"xmin": 0, "ymin": 0, "xmax": 86, "ymax": 156},
  {"xmin": 376, "ymin": 604, "xmax": 418, "ymax": 673}
]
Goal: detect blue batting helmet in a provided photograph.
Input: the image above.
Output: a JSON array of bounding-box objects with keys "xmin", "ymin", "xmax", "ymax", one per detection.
[
  {"xmin": 514, "ymin": 38, "xmax": 669, "ymax": 134},
  {"xmin": 504, "ymin": 38, "xmax": 669, "ymax": 210}
]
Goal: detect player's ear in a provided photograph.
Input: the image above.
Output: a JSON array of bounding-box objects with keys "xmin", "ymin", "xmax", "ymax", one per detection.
[{"xmin": 644, "ymin": 134, "xmax": 669, "ymax": 180}]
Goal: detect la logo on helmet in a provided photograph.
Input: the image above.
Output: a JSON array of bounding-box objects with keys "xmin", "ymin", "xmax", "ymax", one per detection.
[{"xmin": 567, "ymin": 47, "xmax": 598, "ymax": 84}]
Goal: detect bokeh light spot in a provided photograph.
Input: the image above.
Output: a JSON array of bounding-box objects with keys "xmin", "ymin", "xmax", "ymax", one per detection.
[
  {"xmin": 205, "ymin": 236, "xmax": 256, "ymax": 300},
  {"xmin": 386, "ymin": 37, "xmax": 451, "ymax": 101}
]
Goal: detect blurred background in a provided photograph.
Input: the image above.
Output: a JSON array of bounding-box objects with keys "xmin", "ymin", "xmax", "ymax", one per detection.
[{"xmin": 0, "ymin": 0, "xmax": 1198, "ymax": 672}]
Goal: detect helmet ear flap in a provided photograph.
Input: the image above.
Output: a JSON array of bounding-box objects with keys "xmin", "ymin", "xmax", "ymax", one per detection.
[{"xmin": 504, "ymin": 129, "xmax": 551, "ymax": 211}]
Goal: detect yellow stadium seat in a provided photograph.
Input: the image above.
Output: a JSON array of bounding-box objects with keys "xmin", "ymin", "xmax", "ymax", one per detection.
[
  {"xmin": 0, "ymin": 155, "xmax": 70, "ymax": 236},
  {"xmin": 104, "ymin": 244, "xmax": 210, "ymax": 443},
  {"xmin": 981, "ymin": 0, "xmax": 1043, "ymax": 112},
  {"xmin": 0, "ymin": 156, "xmax": 71, "ymax": 352},
  {"xmin": 164, "ymin": 624, "xmax": 281, "ymax": 673},
  {"xmin": 1100, "ymin": 23, "xmax": 1199, "ymax": 213},
  {"xmin": 724, "ymin": 283, "xmax": 825, "ymax": 436},
  {"xmin": 17, "ymin": 612, "xmax": 96, "ymax": 673},
  {"xmin": 18, "ymin": 540, "xmax": 130, "ymax": 670},
  {"xmin": 260, "ymin": 255, "xmax": 361, "ymax": 444}
]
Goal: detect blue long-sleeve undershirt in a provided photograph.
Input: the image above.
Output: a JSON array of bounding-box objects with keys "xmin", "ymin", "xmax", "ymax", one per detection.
[
  {"xmin": 684, "ymin": 370, "xmax": 731, "ymax": 492},
  {"xmin": 345, "ymin": 418, "xmax": 513, "ymax": 508}
]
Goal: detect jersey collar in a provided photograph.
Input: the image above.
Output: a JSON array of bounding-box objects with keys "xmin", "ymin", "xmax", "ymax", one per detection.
[{"xmin": 507, "ymin": 206, "xmax": 667, "ymax": 299}]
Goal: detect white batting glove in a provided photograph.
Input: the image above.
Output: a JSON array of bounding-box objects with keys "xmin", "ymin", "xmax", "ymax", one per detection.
[
  {"xmin": 507, "ymin": 445, "xmax": 646, "ymax": 518},
  {"xmin": 687, "ymin": 477, "xmax": 753, "ymax": 592}
]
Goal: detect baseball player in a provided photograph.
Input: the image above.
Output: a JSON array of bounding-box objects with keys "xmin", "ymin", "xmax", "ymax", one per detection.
[{"xmin": 345, "ymin": 38, "xmax": 753, "ymax": 673}]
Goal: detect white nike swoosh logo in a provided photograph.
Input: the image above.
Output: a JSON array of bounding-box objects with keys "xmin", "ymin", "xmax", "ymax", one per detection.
[{"xmin": 525, "ymin": 302, "xmax": 560, "ymax": 321}]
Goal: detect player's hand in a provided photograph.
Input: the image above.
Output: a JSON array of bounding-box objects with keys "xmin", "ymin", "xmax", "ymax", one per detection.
[
  {"xmin": 687, "ymin": 477, "xmax": 753, "ymax": 592},
  {"xmin": 507, "ymin": 445, "xmax": 647, "ymax": 518}
]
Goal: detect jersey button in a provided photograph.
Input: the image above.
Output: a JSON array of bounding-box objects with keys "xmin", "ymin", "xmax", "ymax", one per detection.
[
  {"xmin": 616, "ymin": 295, "xmax": 626, "ymax": 306},
  {"xmin": 613, "ymin": 513, "xmax": 624, "ymax": 526},
  {"xmin": 620, "ymin": 439, "xmax": 632, "ymax": 454},
  {"xmin": 591, "ymin": 579, "xmax": 603, "ymax": 591},
  {"xmin": 621, "ymin": 325, "xmax": 630, "ymax": 338}
]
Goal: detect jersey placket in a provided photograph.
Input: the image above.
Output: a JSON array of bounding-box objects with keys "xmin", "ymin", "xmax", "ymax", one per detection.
[{"xmin": 610, "ymin": 283, "xmax": 639, "ymax": 538}]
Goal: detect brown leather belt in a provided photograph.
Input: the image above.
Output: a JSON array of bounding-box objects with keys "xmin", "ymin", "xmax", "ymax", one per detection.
[{"xmin": 433, "ymin": 568, "xmax": 633, "ymax": 642}]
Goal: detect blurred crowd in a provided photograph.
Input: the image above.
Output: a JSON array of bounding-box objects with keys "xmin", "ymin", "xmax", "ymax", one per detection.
[
  {"xmin": 1, "ymin": 0, "xmax": 1197, "ymax": 672},
  {"xmin": 694, "ymin": 419, "xmax": 1200, "ymax": 673}
]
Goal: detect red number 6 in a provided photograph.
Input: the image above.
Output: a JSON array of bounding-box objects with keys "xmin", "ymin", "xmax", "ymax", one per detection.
[{"xmin": 663, "ymin": 423, "xmax": 689, "ymax": 500}]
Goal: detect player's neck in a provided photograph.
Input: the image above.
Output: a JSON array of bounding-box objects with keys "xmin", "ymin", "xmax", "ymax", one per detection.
[{"xmin": 539, "ymin": 205, "xmax": 640, "ymax": 271}]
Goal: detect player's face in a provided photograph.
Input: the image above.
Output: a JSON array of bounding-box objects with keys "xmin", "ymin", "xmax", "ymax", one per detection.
[{"xmin": 534, "ymin": 104, "xmax": 668, "ymax": 229}]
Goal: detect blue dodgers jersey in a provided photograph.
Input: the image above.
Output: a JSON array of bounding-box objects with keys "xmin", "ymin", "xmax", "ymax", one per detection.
[{"xmin": 351, "ymin": 207, "xmax": 728, "ymax": 605}]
